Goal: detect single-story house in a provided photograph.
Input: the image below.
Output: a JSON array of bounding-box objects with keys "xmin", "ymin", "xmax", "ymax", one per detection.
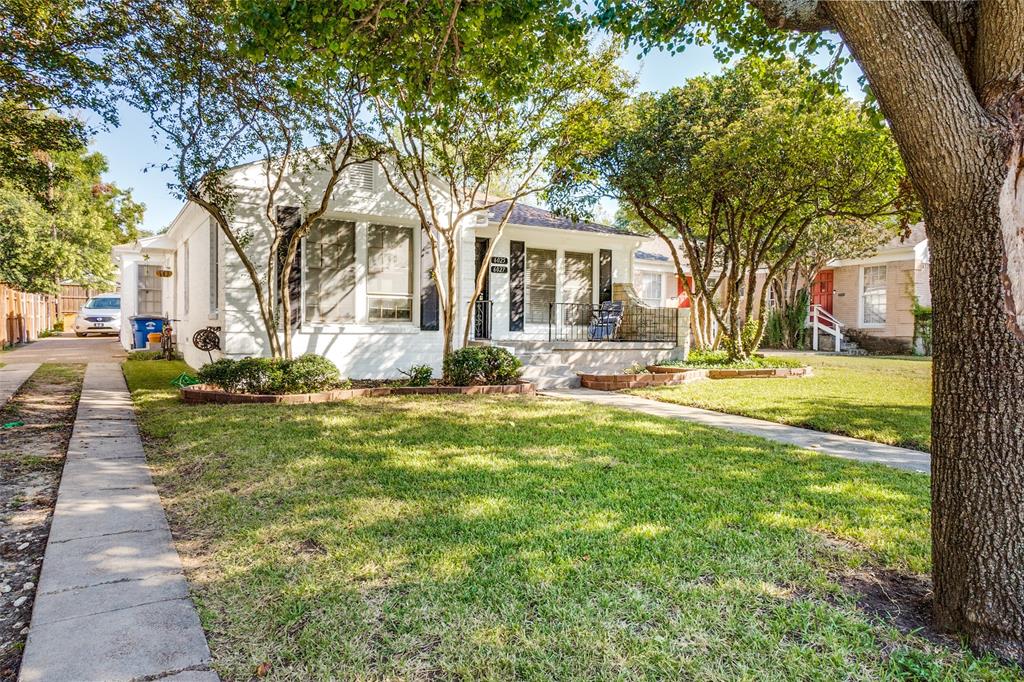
[
  {"xmin": 810, "ymin": 223, "xmax": 930, "ymax": 353},
  {"xmin": 114, "ymin": 160, "xmax": 686, "ymax": 379}
]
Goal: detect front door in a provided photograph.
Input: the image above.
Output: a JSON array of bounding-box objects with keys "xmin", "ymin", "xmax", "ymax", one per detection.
[
  {"xmin": 812, "ymin": 270, "xmax": 834, "ymax": 313},
  {"xmin": 473, "ymin": 238, "xmax": 490, "ymax": 339}
]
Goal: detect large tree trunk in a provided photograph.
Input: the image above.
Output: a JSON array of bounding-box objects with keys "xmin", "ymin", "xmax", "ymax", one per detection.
[
  {"xmin": 821, "ymin": 0, "xmax": 1024, "ymax": 662},
  {"xmin": 929, "ymin": 161, "xmax": 1024, "ymax": 662}
]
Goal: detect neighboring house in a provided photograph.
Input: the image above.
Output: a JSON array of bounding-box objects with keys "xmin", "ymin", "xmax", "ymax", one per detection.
[
  {"xmin": 113, "ymin": 160, "xmax": 677, "ymax": 378},
  {"xmin": 632, "ymin": 223, "xmax": 931, "ymax": 353},
  {"xmin": 633, "ymin": 245, "xmax": 687, "ymax": 309},
  {"xmin": 810, "ymin": 223, "xmax": 930, "ymax": 353}
]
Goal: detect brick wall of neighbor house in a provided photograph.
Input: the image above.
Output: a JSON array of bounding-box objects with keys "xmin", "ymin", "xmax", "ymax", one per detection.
[
  {"xmin": 831, "ymin": 266, "xmax": 859, "ymax": 327},
  {"xmin": 830, "ymin": 258, "xmax": 919, "ymax": 350}
]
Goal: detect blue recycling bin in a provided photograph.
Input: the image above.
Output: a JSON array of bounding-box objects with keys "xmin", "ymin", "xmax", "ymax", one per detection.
[{"xmin": 130, "ymin": 316, "xmax": 164, "ymax": 349}]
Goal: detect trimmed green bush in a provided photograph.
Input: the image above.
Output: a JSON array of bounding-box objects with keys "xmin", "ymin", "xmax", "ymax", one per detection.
[
  {"xmin": 282, "ymin": 354, "xmax": 342, "ymax": 393},
  {"xmin": 443, "ymin": 346, "xmax": 522, "ymax": 386},
  {"xmin": 197, "ymin": 355, "xmax": 344, "ymax": 394}
]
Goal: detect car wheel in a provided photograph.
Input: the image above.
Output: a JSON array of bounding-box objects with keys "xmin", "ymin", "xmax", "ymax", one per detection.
[{"xmin": 75, "ymin": 332, "xmax": 87, "ymax": 338}]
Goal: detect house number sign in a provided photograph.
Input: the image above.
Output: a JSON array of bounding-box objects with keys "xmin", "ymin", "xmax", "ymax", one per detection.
[
  {"xmin": 491, "ymin": 256, "xmax": 508, "ymax": 265},
  {"xmin": 490, "ymin": 265, "xmax": 508, "ymax": 274}
]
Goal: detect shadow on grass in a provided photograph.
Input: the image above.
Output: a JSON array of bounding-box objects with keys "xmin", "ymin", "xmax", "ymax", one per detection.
[{"xmin": 123, "ymin": 368, "xmax": 1012, "ymax": 679}]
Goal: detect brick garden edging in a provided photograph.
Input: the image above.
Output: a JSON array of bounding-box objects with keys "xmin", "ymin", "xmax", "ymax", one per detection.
[
  {"xmin": 579, "ymin": 365, "xmax": 812, "ymax": 391},
  {"xmin": 180, "ymin": 381, "xmax": 535, "ymax": 404}
]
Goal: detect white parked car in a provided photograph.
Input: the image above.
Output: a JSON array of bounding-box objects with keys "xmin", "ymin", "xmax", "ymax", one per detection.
[{"xmin": 74, "ymin": 294, "xmax": 122, "ymax": 337}]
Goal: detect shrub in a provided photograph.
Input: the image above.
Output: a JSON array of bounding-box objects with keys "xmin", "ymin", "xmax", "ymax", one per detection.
[
  {"xmin": 399, "ymin": 364, "xmax": 434, "ymax": 387},
  {"xmin": 623, "ymin": 362, "xmax": 650, "ymax": 375},
  {"xmin": 442, "ymin": 346, "xmax": 522, "ymax": 386},
  {"xmin": 197, "ymin": 355, "xmax": 344, "ymax": 394},
  {"xmin": 661, "ymin": 349, "xmax": 804, "ymax": 370},
  {"xmin": 281, "ymin": 354, "xmax": 342, "ymax": 393},
  {"xmin": 197, "ymin": 358, "xmax": 242, "ymax": 391}
]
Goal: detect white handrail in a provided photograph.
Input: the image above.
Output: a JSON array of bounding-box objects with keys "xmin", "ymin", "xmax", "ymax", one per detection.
[{"xmin": 807, "ymin": 304, "xmax": 842, "ymax": 352}]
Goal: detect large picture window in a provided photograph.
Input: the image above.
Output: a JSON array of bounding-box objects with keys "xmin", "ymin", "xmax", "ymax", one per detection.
[
  {"xmin": 367, "ymin": 224, "xmax": 414, "ymax": 322},
  {"xmin": 861, "ymin": 265, "xmax": 887, "ymax": 325},
  {"xmin": 305, "ymin": 219, "xmax": 356, "ymax": 323}
]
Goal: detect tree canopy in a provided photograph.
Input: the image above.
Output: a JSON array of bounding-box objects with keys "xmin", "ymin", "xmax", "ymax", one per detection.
[
  {"xmin": 553, "ymin": 57, "xmax": 909, "ymax": 357},
  {"xmin": 0, "ymin": 143, "xmax": 143, "ymax": 293}
]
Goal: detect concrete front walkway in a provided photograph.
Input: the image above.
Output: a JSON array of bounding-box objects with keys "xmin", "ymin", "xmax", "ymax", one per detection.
[
  {"xmin": 0, "ymin": 363, "xmax": 40, "ymax": 407},
  {"xmin": 544, "ymin": 388, "xmax": 930, "ymax": 474},
  {"xmin": 19, "ymin": 363, "xmax": 215, "ymax": 682}
]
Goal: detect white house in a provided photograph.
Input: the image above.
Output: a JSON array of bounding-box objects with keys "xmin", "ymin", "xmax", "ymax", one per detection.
[{"xmin": 114, "ymin": 160, "xmax": 686, "ymax": 381}]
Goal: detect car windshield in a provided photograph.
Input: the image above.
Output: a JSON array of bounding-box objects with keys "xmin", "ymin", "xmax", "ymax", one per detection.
[{"xmin": 84, "ymin": 297, "xmax": 119, "ymax": 310}]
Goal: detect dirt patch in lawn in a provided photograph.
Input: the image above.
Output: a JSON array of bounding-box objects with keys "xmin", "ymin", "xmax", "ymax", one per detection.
[
  {"xmin": 0, "ymin": 364, "xmax": 84, "ymax": 681},
  {"xmin": 834, "ymin": 566, "xmax": 944, "ymax": 643}
]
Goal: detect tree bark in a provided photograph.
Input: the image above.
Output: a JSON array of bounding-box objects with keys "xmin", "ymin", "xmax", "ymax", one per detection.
[
  {"xmin": 821, "ymin": 0, "xmax": 1024, "ymax": 662},
  {"xmin": 928, "ymin": 162, "xmax": 1024, "ymax": 663}
]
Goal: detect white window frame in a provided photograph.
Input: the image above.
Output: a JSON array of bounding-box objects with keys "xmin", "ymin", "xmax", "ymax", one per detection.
[
  {"xmin": 299, "ymin": 218, "xmax": 422, "ymax": 331},
  {"xmin": 859, "ymin": 264, "xmax": 887, "ymax": 328},
  {"xmin": 637, "ymin": 270, "xmax": 663, "ymax": 307},
  {"xmin": 183, "ymin": 240, "xmax": 190, "ymax": 316},
  {"xmin": 209, "ymin": 220, "xmax": 220, "ymax": 317}
]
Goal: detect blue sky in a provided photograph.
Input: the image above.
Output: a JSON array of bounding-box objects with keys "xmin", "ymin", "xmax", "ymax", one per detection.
[{"xmin": 89, "ymin": 42, "xmax": 864, "ymax": 234}]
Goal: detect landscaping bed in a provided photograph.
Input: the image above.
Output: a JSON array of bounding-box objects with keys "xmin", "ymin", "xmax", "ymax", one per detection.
[
  {"xmin": 181, "ymin": 381, "xmax": 534, "ymax": 404},
  {"xmin": 580, "ymin": 363, "xmax": 811, "ymax": 391}
]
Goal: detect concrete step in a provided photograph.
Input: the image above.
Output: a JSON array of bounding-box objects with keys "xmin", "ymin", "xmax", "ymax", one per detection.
[{"xmin": 527, "ymin": 373, "xmax": 581, "ymax": 390}]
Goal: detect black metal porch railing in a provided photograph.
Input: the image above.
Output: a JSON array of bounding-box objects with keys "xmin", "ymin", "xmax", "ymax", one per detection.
[
  {"xmin": 472, "ymin": 298, "xmax": 492, "ymax": 340},
  {"xmin": 548, "ymin": 302, "xmax": 678, "ymax": 343}
]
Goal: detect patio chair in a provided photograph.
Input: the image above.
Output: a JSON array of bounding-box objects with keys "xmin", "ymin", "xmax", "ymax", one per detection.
[{"xmin": 588, "ymin": 301, "xmax": 624, "ymax": 341}]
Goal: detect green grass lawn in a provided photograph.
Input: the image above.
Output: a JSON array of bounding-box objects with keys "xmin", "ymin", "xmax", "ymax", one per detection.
[
  {"xmin": 124, "ymin": 360, "xmax": 1015, "ymax": 681},
  {"xmin": 631, "ymin": 354, "xmax": 932, "ymax": 451}
]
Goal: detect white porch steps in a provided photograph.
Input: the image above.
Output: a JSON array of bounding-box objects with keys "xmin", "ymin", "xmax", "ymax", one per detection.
[{"xmin": 495, "ymin": 340, "xmax": 684, "ymax": 391}]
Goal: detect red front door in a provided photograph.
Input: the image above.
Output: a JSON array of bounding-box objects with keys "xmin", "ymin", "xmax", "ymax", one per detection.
[{"xmin": 812, "ymin": 270, "xmax": 834, "ymax": 313}]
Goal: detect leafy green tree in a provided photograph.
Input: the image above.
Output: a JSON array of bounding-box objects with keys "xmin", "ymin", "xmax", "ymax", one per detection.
[
  {"xmin": 367, "ymin": 43, "xmax": 629, "ymax": 357},
  {"xmin": 554, "ymin": 57, "xmax": 908, "ymax": 360},
  {"xmin": 0, "ymin": 147, "xmax": 142, "ymax": 293},
  {"xmin": 237, "ymin": 0, "xmax": 626, "ymax": 363},
  {"xmin": 117, "ymin": 0, "xmax": 372, "ymax": 359},
  {"xmin": 593, "ymin": 0, "xmax": 1024, "ymax": 659}
]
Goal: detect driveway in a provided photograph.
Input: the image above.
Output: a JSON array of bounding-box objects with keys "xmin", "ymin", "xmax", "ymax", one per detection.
[{"xmin": 1, "ymin": 333, "xmax": 125, "ymax": 364}]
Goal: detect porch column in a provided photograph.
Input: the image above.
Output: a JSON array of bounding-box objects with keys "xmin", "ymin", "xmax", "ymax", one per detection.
[{"xmin": 674, "ymin": 307, "xmax": 691, "ymax": 360}]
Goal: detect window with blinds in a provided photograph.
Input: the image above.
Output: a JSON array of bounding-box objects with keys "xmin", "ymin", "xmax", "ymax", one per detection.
[
  {"xmin": 526, "ymin": 248, "xmax": 556, "ymax": 324},
  {"xmin": 305, "ymin": 219, "xmax": 356, "ymax": 323},
  {"xmin": 367, "ymin": 224, "xmax": 414, "ymax": 322},
  {"xmin": 137, "ymin": 264, "xmax": 163, "ymax": 316}
]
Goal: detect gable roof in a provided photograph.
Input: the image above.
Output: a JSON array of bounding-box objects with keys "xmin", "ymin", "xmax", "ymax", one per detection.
[{"xmin": 488, "ymin": 202, "xmax": 634, "ymax": 236}]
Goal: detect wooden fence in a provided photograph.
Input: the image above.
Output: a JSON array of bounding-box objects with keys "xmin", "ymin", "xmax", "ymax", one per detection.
[
  {"xmin": 59, "ymin": 284, "xmax": 101, "ymax": 315},
  {"xmin": 1, "ymin": 285, "xmax": 57, "ymax": 348}
]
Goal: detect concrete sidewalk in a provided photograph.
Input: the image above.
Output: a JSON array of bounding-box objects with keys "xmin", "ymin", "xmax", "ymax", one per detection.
[
  {"xmin": 19, "ymin": 363, "xmax": 216, "ymax": 682},
  {"xmin": 0, "ymin": 363, "xmax": 40, "ymax": 408},
  {"xmin": 543, "ymin": 388, "xmax": 930, "ymax": 474}
]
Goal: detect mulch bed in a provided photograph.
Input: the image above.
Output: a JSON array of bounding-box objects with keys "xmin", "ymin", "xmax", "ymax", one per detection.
[
  {"xmin": 579, "ymin": 365, "xmax": 812, "ymax": 391},
  {"xmin": 0, "ymin": 365, "xmax": 85, "ymax": 681},
  {"xmin": 180, "ymin": 381, "xmax": 535, "ymax": 404}
]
